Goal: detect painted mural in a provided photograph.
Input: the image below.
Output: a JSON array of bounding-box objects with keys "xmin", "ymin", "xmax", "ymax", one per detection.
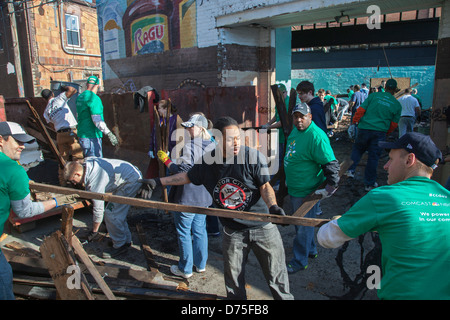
[{"xmin": 97, "ymin": 0, "xmax": 198, "ymax": 80}]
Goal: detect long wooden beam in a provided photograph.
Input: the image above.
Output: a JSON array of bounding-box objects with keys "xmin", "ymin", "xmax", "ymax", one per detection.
[{"xmin": 29, "ymin": 182, "xmax": 330, "ymax": 227}]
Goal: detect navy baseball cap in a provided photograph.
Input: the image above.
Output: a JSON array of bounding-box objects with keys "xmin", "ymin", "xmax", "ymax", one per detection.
[{"xmin": 379, "ymin": 132, "xmax": 442, "ymax": 169}]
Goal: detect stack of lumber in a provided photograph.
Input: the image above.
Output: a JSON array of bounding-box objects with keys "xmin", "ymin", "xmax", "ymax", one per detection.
[{"xmin": 4, "ymin": 229, "xmax": 218, "ymax": 300}]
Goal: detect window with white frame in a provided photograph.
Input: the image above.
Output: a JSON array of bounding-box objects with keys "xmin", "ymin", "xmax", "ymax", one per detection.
[{"xmin": 65, "ymin": 14, "xmax": 80, "ymax": 47}]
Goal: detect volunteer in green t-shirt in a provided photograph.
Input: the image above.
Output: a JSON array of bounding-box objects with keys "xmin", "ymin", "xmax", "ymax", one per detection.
[
  {"xmin": 0, "ymin": 121, "xmax": 79, "ymax": 300},
  {"xmin": 318, "ymin": 132, "xmax": 449, "ymax": 300},
  {"xmin": 346, "ymin": 78, "xmax": 402, "ymax": 191},
  {"xmin": 76, "ymin": 76, "xmax": 119, "ymax": 157},
  {"xmin": 284, "ymin": 103, "xmax": 340, "ymax": 273}
]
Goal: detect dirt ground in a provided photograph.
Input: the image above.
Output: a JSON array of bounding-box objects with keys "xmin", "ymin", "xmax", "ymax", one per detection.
[{"xmin": 2, "ymin": 116, "xmax": 390, "ymax": 301}]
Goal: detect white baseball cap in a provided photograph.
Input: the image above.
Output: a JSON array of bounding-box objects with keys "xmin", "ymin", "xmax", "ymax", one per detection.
[
  {"xmin": 181, "ymin": 114, "xmax": 208, "ymax": 129},
  {"xmin": 0, "ymin": 121, "xmax": 35, "ymax": 143}
]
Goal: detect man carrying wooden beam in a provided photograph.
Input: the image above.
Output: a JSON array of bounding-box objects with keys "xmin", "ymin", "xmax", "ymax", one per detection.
[
  {"xmin": 283, "ymin": 103, "xmax": 340, "ymax": 274},
  {"xmin": 64, "ymin": 157, "xmax": 142, "ymax": 259},
  {"xmin": 0, "ymin": 121, "xmax": 79, "ymax": 300},
  {"xmin": 140, "ymin": 116, "xmax": 294, "ymax": 300}
]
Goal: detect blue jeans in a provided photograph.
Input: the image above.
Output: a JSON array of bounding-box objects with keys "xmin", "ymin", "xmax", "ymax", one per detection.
[
  {"xmin": 348, "ymin": 128, "xmax": 386, "ymax": 186},
  {"xmin": 289, "ymin": 196, "xmax": 320, "ymax": 270},
  {"xmin": 173, "ymin": 212, "xmax": 208, "ymax": 274},
  {"xmin": 79, "ymin": 137, "xmax": 103, "ymax": 158},
  {"xmin": 222, "ymin": 223, "xmax": 293, "ymax": 300},
  {"xmin": 398, "ymin": 116, "xmax": 415, "ymax": 137},
  {"xmin": 0, "ymin": 250, "xmax": 14, "ymax": 300}
]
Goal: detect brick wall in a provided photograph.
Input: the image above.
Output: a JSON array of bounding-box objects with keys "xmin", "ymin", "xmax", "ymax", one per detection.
[{"xmin": 30, "ymin": 1, "xmax": 102, "ymax": 95}]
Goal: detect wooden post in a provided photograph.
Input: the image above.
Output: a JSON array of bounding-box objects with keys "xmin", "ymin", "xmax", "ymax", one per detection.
[
  {"xmin": 60, "ymin": 206, "xmax": 74, "ymax": 247},
  {"xmin": 40, "ymin": 231, "xmax": 94, "ymax": 300}
]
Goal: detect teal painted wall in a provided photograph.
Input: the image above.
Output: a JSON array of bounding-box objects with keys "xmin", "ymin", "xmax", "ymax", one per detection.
[{"xmin": 286, "ymin": 66, "xmax": 435, "ymax": 108}]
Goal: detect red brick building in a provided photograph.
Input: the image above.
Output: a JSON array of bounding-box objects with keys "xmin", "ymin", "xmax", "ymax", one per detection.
[{"xmin": 0, "ymin": 0, "xmax": 102, "ymax": 98}]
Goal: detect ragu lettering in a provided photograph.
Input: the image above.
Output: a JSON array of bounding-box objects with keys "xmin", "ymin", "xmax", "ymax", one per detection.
[{"xmin": 134, "ymin": 25, "xmax": 164, "ymax": 52}]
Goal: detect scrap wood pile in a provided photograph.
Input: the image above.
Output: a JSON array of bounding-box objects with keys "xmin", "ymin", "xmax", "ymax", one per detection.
[{"xmin": 5, "ymin": 207, "xmax": 218, "ymax": 301}]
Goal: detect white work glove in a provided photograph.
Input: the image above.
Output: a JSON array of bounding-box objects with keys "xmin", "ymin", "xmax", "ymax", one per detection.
[
  {"xmin": 148, "ymin": 151, "xmax": 155, "ymax": 158},
  {"xmin": 314, "ymin": 184, "xmax": 337, "ymax": 199},
  {"xmin": 107, "ymin": 132, "xmax": 119, "ymax": 146}
]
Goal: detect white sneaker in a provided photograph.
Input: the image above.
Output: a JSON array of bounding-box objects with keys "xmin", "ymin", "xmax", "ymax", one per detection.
[
  {"xmin": 195, "ymin": 266, "xmax": 206, "ymax": 273},
  {"xmin": 170, "ymin": 265, "xmax": 192, "ymax": 279},
  {"xmin": 364, "ymin": 182, "xmax": 378, "ymax": 192},
  {"xmin": 345, "ymin": 170, "xmax": 355, "ymax": 178}
]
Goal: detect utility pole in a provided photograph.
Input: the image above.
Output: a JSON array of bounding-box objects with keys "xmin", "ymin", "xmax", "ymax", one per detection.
[{"xmin": 8, "ymin": 1, "xmax": 25, "ymax": 97}]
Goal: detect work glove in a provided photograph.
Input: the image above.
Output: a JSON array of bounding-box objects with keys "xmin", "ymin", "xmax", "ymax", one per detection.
[
  {"xmin": 314, "ymin": 184, "xmax": 337, "ymax": 199},
  {"xmin": 107, "ymin": 132, "xmax": 119, "ymax": 146},
  {"xmin": 54, "ymin": 194, "xmax": 79, "ymax": 207},
  {"xmin": 137, "ymin": 178, "xmax": 161, "ymax": 200},
  {"xmin": 157, "ymin": 150, "xmax": 172, "ymax": 167},
  {"xmin": 269, "ymin": 205, "xmax": 288, "ymax": 226},
  {"xmin": 148, "ymin": 151, "xmax": 155, "ymax": 158}
]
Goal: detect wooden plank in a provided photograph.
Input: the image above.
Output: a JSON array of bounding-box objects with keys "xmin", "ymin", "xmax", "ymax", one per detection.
[
  {"xmin": 394, "ymin": 82, "xmax": 419, "ymax": 98},
  {"xmin": 60, "ymin": 206, "xmax": 74, "ymax": 247},
  {"xmin": 136, "ymin": 223, "xmax": 159, "ymax": 272},
  {"xmin": 25, "ymin": 100, "xmax": 66, "ymax": 169},
  {"xmin": 30, "ymin": 182, "xmax": 330, "ymax": 227},
  {"xmin": 39, "ymin": 231, "xmax": 94, "ymax": 300},
  {"xmin": 154, "ymin": 105, "xmax": 169, "ymax": 204},
  {"xmin": 71, "ymin": 235, "xmax": 117, "ymax": 300},
  {"xmin": 270, "ymin": 85, "xmax": 290, "ymax": 143},
  {"xmin": 292, "ymin": 159, "xmax": 353, "ymax": 217}
]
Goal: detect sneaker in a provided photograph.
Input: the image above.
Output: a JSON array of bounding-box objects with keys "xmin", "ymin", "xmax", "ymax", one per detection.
[
  {"xmin": 102, "ymin": 243, "xmax": 130, "ymax": 259},
  {"xmin": 286, "ymin": 263, "xmax": 307, "ymax": 274},
  {"xmin": 364, "ymin": 182, "xmax": 379, "ymax": 192},
  {"xmin": 170, "ymin": 265, "xmax": 192, "ymax": 279},
  {"xmin": 345, "ymin": 170, "xmax": 355, "ymax": 178},
  {"xmin": 195, "ymin": 266, "xmax": 206, "ymax": 273},
  {"xmin": 308, "ymin": 253, "xmax": 318, "ymax": 259}
]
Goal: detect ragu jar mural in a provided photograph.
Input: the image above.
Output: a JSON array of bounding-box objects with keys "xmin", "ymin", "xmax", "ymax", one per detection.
[{"xmin": 122, "ymin": 0, "xmax": 196, "ymax": 56}]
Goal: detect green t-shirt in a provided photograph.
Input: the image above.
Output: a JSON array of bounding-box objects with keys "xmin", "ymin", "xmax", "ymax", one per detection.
[
  {"xmin": 275, "ymin": 95, "xmax": 289, "ymax": 143},
  {"xmin": 76, "ymin": 90, "xmax": 105, "ymax": 138},
  {"xmin": 284, "ymin": 122, "xmax": 336, "ymax": 197},
  {"xmin": 0, "ymin": 152, "xmax": 30, "ymax": 234},
  {"xmin": 357, "ymin": 92, "xmax": 402, "ymax": 132},
  {"xmin": 324, "ymin": 95, "xmax": 338, "ymax": 110},
  {"xmin": 338, "ymin": 177, "xmax": 450, "ymax": 300}
]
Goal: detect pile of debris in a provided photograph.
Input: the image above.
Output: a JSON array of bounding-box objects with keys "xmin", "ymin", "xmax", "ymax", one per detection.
[{"xmin": 5, "ymin": 206, "xmax": 218, "ymax": 300}]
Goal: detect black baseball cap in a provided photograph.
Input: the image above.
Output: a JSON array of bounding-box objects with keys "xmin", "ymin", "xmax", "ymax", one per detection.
[
  {"xmin": 379, "ymin": 132, "xmax": 442, "ymax": 169},
  {"xmin": 0, "ymin": 121, "xmax": 35, "ymax": 143}
]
